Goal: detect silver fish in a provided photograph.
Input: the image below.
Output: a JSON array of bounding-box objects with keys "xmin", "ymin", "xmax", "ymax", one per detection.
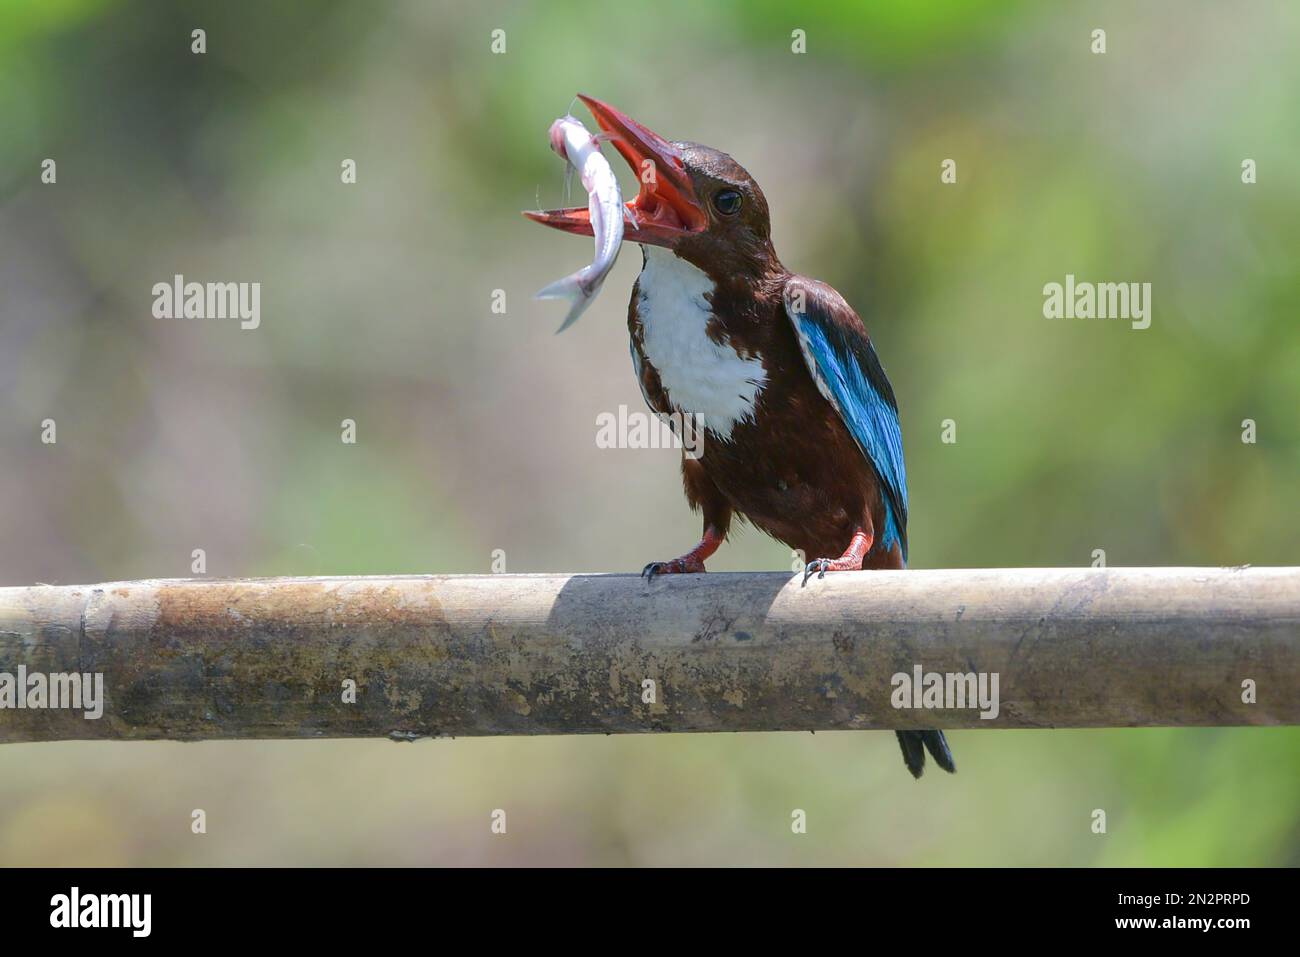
[{"xmin": 534, "ymin": 115, "xmax": 628, "ymax": 332}]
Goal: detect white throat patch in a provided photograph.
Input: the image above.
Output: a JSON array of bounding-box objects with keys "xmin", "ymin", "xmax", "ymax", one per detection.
[{"xmin": 635, "ymin": 247, "xmax": 767, "ymax": 435}]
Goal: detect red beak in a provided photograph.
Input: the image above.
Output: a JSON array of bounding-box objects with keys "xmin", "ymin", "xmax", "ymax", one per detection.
[{"xmin": 523, "ymin": 94, "xmax": 708, "ymax": 247}]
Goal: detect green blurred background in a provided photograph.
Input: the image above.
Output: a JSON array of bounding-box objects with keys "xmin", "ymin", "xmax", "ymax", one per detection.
[{"xmin": 1, "ymin": 0, "xmax": 1297, "ymax": 865}]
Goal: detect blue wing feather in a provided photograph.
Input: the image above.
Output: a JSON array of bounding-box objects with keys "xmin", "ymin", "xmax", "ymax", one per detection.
[{"xmin": 783, "ymin": 278, "xmax": 908, "ymax": 562}]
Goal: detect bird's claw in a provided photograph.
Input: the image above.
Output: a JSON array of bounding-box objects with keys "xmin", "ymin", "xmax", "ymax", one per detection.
[
  {"xmin": 642, "ymin": 559, "xmax": 705, "ymax": 579},
  {"xmin": 802, "ymin": 559, "xmax": 831, "ymax": 586}
]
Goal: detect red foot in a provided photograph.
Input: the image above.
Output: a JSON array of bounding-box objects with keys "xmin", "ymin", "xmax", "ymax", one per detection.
[
  {"xmin": 802, "ymin": 528, "xmax": 873, "ymax": 586},
  {"xmin": 642, "ymin": 525, "xmax": 725, "ymax": 579},
  {"xmin": 642, "ymin": 557, "xmax": 706, "ymax": 577}
]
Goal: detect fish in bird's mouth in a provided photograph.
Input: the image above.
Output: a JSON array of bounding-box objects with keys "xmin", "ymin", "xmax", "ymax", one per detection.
[
  {"xmin": 530, "ymin": 112, "xmax": 627, "ymax": 332},
  {"xmin": 524, "ymin": 94, "xmax": 709, "ymax": 292}
]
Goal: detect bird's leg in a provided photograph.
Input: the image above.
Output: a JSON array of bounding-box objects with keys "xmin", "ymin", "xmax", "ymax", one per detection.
[
  {"xmin": 643, "ymin": 458, "xmax": 732, "ymax": 578},
  {"xmin": 642, "ymin": 524, "xmax": 725, "ymax": 578},
  {"xmin": 802, "ymin": 527, "xmax": 873, "ymax": 585}
]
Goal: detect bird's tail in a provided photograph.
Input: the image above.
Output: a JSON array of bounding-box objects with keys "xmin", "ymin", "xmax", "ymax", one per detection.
[{"xmin": 896, "ymin": 730, "xmax": 956, "ymax": 779}]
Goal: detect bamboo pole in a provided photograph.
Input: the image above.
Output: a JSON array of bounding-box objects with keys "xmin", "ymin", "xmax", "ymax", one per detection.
[{"xmin": 0, "ymin": 567, "xmax": 1296, "ymax": 743}]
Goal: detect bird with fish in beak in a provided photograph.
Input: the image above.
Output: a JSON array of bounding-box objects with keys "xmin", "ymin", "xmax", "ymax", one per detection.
[{"xmin": 525, "ymin": 95, "xmax": 954, "ymax": 779}]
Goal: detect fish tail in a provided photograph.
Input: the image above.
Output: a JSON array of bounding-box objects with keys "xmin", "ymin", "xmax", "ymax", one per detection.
[
  {"xmin": 895, "ymin": 730, "xmax": 956, "ymax": 779},
  {"xmin": 535, "ymin": 269, "xmax": 601, "ymax": 333}
]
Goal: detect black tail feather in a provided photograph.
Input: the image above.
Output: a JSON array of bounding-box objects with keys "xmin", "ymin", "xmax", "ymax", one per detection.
[
  {"xmin": 895, "ymin": 730, "xmax": 956, "ymax": 778},
  {"xmin": 896, "ymin": 730, "xmax": 926, "ymax": 778}
]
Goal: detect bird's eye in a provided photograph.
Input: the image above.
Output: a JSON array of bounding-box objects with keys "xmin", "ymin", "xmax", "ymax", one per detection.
[{"xmin": 712, "ymin": 189, "xmax": 743, "ymax": 216}]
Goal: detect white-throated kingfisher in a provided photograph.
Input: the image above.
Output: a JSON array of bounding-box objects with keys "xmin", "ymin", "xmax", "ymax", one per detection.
[{"xmin": 526, "ymin": 96, "xmax": 955, "ymax": 779}]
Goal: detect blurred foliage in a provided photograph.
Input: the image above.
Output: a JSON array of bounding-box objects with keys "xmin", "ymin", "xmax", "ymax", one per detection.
[{"xmin": 0, "ymin": 0, "xmax": 1297, "ymax": 865}]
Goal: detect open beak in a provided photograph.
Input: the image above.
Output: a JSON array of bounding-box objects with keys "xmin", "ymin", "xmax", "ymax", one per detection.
[{"xmin": 523, "ymin": 94, "xmax": 708, "ymax": 247}]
